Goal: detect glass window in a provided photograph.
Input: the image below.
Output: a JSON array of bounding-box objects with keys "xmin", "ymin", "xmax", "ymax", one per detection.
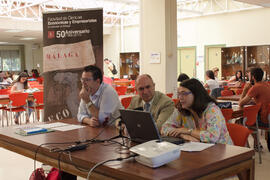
[{"xmin": 0, "ymin": 50, "xmax": 20, "ymax": 71}]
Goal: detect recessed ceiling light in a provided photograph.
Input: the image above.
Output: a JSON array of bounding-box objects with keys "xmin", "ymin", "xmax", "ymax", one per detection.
[
  {"xmin": 5, "ymin": 29, "xmax": 24, "ymax": 33},
  {"xmin": 20, "ymin": 37, "xmax": 36, "ymax": 40},
  {"xmin": 0, "ymin": 42, "xmax": 8, "ymax": 44}
]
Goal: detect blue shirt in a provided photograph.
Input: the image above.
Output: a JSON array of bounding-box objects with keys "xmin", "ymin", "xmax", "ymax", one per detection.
[{"xmin": 77, "ymin": 82, "xmax": 122, "ymax": 124}]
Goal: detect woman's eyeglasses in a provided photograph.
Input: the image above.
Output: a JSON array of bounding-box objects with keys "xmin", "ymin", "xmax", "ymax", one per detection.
[{"xmin": 177, "ymin": 91, "xmax": 192, "ymax": 98}]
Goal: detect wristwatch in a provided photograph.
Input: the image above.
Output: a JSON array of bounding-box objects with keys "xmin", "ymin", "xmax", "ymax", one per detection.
[
  {"xmin": 188, "ymin": 129, "xmax": 193, "ymax": 135},
  {"xmin": 86, "ymin": 101, "xmax": 93, "ymax": 108}
]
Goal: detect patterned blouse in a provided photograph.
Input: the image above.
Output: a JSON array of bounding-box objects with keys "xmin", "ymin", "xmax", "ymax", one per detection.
[{"xmin": 161, "ymin": 103, "xmax": 233, "ymax": 145}]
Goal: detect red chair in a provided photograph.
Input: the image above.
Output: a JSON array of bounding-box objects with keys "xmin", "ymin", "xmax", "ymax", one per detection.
[
  {"xmin": 166, "ymin": 93, "xmax": 173, "ymax": 98},
  {"xmin": 121, "ymin": 96, "xmax": 132, "ymax": 109},
  {"xmin": 226, "ymin": 123, "xmax": 251, "ymax": 147},
  {"xmin": 30, "ymin": 91, "xmax": 44, "ymax": 122},
  {"xmin": 207, "ymin": 89, "xmax": 211, "ymax": 95},
  {"xmin": 242, "ymin": 104, "xmax": 262, "ymax": 163},
  {"xmin": 223, "ymin": 86, "xmax": 229, "ymax": 90},
  {"xmin": 221, "ymin": 90, "xmax": 234, "ymax": 96},
  {"xmin": 221, "ymin": 109, "xmax": 233, "ymax": 122},
  {"xmin": 235, "ymin": 89, "xmax": 243, "ymax": 95},
  {"xmin": 115, "ymin": 86, "xmax": 127, "ymax": 95},
  {"xmin": 172, "ymin": 99, "xmax": 179, "ymax": 107},
  {"xmin": 130, "ymin": 80, "xmax": 135, "ymax": 87},
  {"xmin": 3, "ymin": 93, "xmax": 29, "ymax": 125},
  {"xmin": 37, "ymin": 77, "xmax": 44, "ymax": 84}
]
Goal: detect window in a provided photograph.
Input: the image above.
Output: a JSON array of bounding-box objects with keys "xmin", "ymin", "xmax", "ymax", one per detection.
[{"xmin": 0, "ymin": 50, "xmax": 20, "ymax": 71}]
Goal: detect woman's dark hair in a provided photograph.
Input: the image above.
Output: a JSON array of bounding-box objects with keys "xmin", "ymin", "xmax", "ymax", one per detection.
[
  {"xmin": 31, "ymin": 69, "xmax": 40, "ymax": 78},
  {"xmin": 180, "ymin": 78, "xmax": 216, "ymax": 118},
  {"xmin": 15, "ymin": 72, "xmax": 29, "ymax": 89},
  {"xmin": 235, "ymin": 70, "xmax": 243, "ymax": 81},
  {"xmin": 177, "ymin": 73, "xmax": 190, "ymax": 82},
  {"xmin": 205, "ymin": 70, "xmax": 215, "ymax": 80},
  {"xmin": 83, "ymin": 65, "xmax": 103, "ymax": 84}
]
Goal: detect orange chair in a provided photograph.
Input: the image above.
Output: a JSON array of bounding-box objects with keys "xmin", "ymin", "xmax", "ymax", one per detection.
[
  {"xmin": 226, "ymin": 123, "xmax": 251, "ymax": 147},
  {"xmin": 221, "ymin": 109, "xmax": 233, "ymax": 122},
  {"xmin": 121, "ymin": 96, "xmax": 132, "ymax": 109},
  {"xmin": 115, "ymin": 86, "xmax": 127, "ymax": 95},
  {"xmin": 30, "ymin": 91, "xmax": 44, "ymax": 121},
  {"xmin": 166, "ymin": 93, "xmax": 173, "ymax": 98},
  {"xmin": 3, "ymin": 93, "xmax": 29, "ymax": 126},
  {"xmin": 235, "ymin": 89, "xmax": 243, "ymax": 95},
  {"xmin": 221, "ymin": 90, "xmax": 234, "ymax": 96},
  {"xmin": 242, "ymin": 104, "xmax": 262, "ymax": 163}
]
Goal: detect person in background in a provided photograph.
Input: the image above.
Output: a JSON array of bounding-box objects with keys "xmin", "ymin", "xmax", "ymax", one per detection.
[
  {"xmin": 23, "ymin": 70, "xmax": 30, "ymax": 77},
  {"xmin": 125, "ymin": 74, "xmax": 175, "ymax": 131},
  {"xmin": 4, "ymin": 71, "xmax": 13, "ymax": 84},
  {"xmin": 77, "ymin": 65, "xmax": 122, "ymax": 127},
  {"xmin": 104, "ymin": 58, "xmax": 117, "ymax": 79},
  {"xmin": 212, "ymin": 67, "xmax": 219, "ymax": 81},
  {"xmin": 228, "ymin": 70, "xmax": 243, "ymax": 82},
  {"xmin": 204, "ymin": 70, "xmax": 219, "ymax": 92},
  {"xmin": 162, "ymin": 78, "xmax": 232, "ymax": 144},
  {"xmin": 177, "ymin": 73, "xmax": 190, "ymax": 83},
  {"xmin": 10, "ymin": 72, "xmax": 33, "ymax": 124},
  {"xmin": 31, "ymin": 69, "xmax": 40, "ymax": 78},
  {"xmin": 239, "ymin": 67, "xmax": 270, "ymax": 151}
]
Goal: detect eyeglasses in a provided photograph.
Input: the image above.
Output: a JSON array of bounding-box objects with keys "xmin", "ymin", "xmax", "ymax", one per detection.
[
  {"xmin": 177, "ymin": 91, "xmax": 192, "ymax": 98},
  {"xmin": 80, "ymin": 78, "xmax": 94, "ymax": 82}
]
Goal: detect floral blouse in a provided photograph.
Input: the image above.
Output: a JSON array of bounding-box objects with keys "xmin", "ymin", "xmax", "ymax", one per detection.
[{"xmin": 161, "ymin": 103, "xmax": 233, "ymax": 145}]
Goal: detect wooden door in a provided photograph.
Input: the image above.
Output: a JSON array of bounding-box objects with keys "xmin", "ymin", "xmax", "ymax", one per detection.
[{"xmin": 208, "ymin": 47, "xmax": 222, "ymax": 79}]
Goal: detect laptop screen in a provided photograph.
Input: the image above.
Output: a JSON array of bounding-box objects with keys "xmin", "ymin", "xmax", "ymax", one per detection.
[{"xmin": 119, "ymin": 109, "xmax": 161, "ymax": 143}]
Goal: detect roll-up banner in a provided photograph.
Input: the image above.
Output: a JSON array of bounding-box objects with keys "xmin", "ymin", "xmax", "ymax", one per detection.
[{"xmin": 43, "ymin": 9, "xmax": 103, "ymax": 121}]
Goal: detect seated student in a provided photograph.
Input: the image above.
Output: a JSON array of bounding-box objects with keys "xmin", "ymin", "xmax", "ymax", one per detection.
[
  {"xmin": 31, "ymin": 69, "xmax": 40, "ymax": 78},
  {"xmin": 77, "ymin": 65, "xmax": 122, "ymax": 127},
  {"xmin": 161, "ymin": 78, "xmax": 233, "ymax": 144},
  {"xmin": 126, "ymin": 74, "xmax": 175, "ymax": 131},
  {"xmin": 4, "ymin": 71, "xmax": 13, "ymax": 84},
  {"xmin": 10, "ymin": 72, "xmax": 33, "ymax": 124},
  {"xmin": 204, "ymin": 70, "xmax": 219, "ymax": 92},
  {"xmin": 239, "ymin": 67, "xmax": 270, "ymax": 150},
  {"xmin": 177, "ymin": 73, "xmax": 189, "ymax": 82},
  {"xmin": 228, "ymin": 70, "xmax": 243, "ymax": 82}
]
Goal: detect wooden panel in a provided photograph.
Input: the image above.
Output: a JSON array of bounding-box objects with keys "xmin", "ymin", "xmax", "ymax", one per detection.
[{"xmin": 120, "ymin": 52, "xmax": 139, "ymax": 79}]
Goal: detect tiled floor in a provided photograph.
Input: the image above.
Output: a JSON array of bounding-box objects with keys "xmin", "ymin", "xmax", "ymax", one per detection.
[{"xmin": 0, "ymin": 135, "xmax": 269, "ymax": 180}]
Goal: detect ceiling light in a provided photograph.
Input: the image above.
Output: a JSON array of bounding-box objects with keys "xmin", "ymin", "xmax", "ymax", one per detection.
[
  {"xmin": 5, "ymin": 29, "xmax": 24, "ymax": 33},
  {"xmin": 0, "ymin": 42, "xmax": 8, "ymax": 44},
  {"xmin": 20, "ymin": 37, "xmax": 36, "ymax": 40}
]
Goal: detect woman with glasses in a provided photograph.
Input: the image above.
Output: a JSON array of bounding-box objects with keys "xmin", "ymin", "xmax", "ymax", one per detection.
[{"xmin": 161, "ymin": 78, "xmax": 232, "ymax": 144}]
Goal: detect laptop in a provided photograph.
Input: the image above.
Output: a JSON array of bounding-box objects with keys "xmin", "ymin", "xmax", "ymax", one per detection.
[{"xmin": 119, "ymin": 109, "xmax": 185, "ymax": 145}]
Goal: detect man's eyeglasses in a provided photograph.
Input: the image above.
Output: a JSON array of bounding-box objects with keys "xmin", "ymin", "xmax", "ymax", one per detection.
[
  {"xmin": 80, "ymin": 78, "xmax": 94, "ymax": 82},
  {"xmin": 177, "ymin": 91, "xmax": 192, "ymax": 98}
]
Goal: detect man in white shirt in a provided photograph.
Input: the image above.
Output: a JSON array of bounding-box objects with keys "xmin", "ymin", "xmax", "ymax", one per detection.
[
  {"xmin": 204, "ymin": 70, "xmax": 219, "ymax": 91},
  {"xmin": 77, "ymin": 65, "xmax": 122, "ymax": 127}
]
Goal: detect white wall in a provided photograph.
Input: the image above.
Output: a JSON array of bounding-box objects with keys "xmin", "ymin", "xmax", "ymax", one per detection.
[
  {"xmin": 24, "ymin": 43, "xmax": 43, "ymax": 73},
  {"xmin": 178, "ymin": 8, "xmax": 270, "ymax": 81}
]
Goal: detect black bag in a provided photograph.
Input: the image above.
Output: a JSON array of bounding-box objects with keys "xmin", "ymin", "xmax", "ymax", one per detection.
[{"xmin": 111, "ymin": 63, "xmax": 118, "ymax": 75}]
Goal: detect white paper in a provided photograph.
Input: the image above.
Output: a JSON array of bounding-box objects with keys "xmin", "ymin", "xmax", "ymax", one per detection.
[
  {"xmin": 179, "ymin": 142, "xmax": 214, "ymax": 152},
  {"xmin": 149, "ymin": 52, "xmax": 161, "ymax": 64},
  {"xmin": 51, "ymin": 124, "xmax": 85, "ymax": 131},
  {"xmin": 36, "ymin": 122, "xmax": 71, "ymax": 129}
]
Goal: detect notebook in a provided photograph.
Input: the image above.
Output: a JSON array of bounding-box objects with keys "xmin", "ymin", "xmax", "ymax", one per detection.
[{"xmin": 119, "ymin": 109, "xmax": 185, "ymax": 144}]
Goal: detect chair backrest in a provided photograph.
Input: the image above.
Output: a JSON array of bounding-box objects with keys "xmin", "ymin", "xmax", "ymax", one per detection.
[
  {"xmin": 243, "ymin": 104, "xmax": 261, "ymax": 126},
  {"xmin": 121, "ymin": 96, "xmax": 132, "ymax": 109},
  {"xmin": 0, "ymin": 89, "xmax": 10, "ymax": 95},
  {"xmin": 221, "ymin": 90, "xmax": 234, "ymax": 96},
  {"xmin": 9, "ymin": 93, "xmax": 28, "ymax": 107},
  {"xmin": 221, "ymin": 108, "xmax": 233, "ymax": 122},
  {"xmin": 33, "ymin": 91, "xmax": 44, "ymax": 104},
  {"xmin": 235, "ymin": 89, "xmax": 243, "ymax": 95},
  {"xmin": 166, "ymin": 93, "xmax": 173, "ymax": 98},
  {"xmin": 130, "ymin": 80, "xmax": 135, "ymax": 87},
  {"xmin": 115, "ymin": 86, "xmax": 127, "ymax": 95},
  {"xmin": 226, "ymin": 123, "xmax": 251, "ymax": 147},
  {"xmin": 210, "ymin": 87, "xmax": 223, "ymax": 98},
  {"xmin": 172, "ymin": 99, "xmax": 179, "ymax": 107}
]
